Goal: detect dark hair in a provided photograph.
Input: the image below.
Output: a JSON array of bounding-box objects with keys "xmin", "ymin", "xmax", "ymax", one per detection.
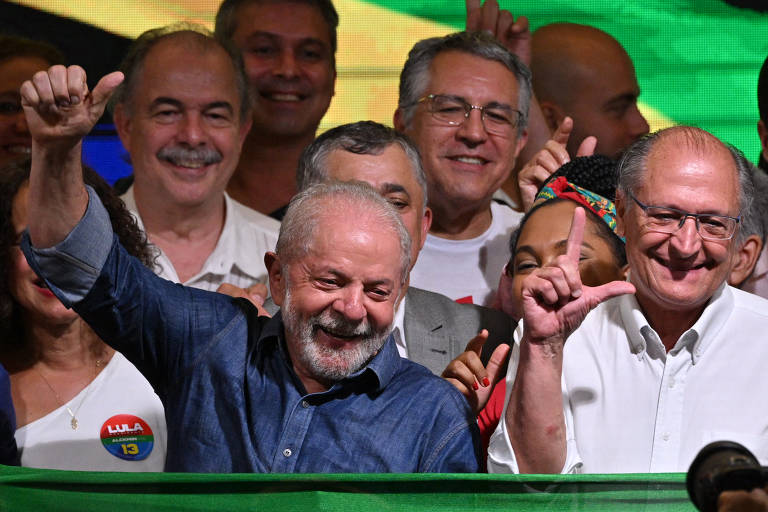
[
  {"xmin": 110, "ymin": 24, "xmax": 251, "ymax": 122},
  {"xmin": 297, "ymin": 120, "xmax": 427, "ymax": 208},
  {"xmin": 0, "ymin": 35, "xmax": 65, "ymax": 67},
  {"xmin": 398, "ymin": 31, "xmax": 531, "ymax": 135},
  {"xmin": 0, "ymin": 159, "xmax": 156, "ymax": 348},
  {"xmin": 215, "ymin": 0, "xmax": 339, "ymax": 56},
  {"xmin": 507, "ymin": 197, "xmax": 627, "ymax": 276},
  {"xmin": 759, "ymin": 54, "xmax": 768, "ymax": 123},
  {"xmin": 541, "ymin": 155, "xmax": 618, "ymax": 201}
]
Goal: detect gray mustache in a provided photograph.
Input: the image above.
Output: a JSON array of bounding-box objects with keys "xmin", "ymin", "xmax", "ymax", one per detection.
[{"xmin": 157, "ymin": 146, "xmax": 222, "ymax": 166}]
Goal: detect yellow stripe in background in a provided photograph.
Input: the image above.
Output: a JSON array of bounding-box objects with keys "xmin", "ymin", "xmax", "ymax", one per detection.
[{"xmin": 9, "ymin": 0, "xmax": 676, "ymax": 136}]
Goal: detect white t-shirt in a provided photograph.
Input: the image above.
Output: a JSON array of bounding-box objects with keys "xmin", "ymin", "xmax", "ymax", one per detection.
[
  {"xmin": 16, "ymin": 352, "xmax": 167, "ymax": 471},
  {"xmin": 409, "ymin": 202, "xmax": 522, "ymax": 306},
  {"xmin": 488, "ymin": 284, "xmax": 768, "ymax": 474},
  {"xmin": 122, "ymin": 186, "xmax": 280, "ymax": 291}
]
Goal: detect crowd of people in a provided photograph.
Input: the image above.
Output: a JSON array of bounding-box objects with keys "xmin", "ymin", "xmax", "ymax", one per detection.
[{"xmin": 2, "ymin": 0, "xmax": 768, "ymax": 507}]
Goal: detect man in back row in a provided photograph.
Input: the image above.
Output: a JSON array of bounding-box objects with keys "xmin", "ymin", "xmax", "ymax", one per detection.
[
  {"xmin": 394, "ymin": 31, "xmax": 530, "ymax": 306},
  {"xmin": 216, "ymin": 0, "xmax": 337, "ymax": 219},
  {"xmin": 19, "ymin": 60, "xmax": 478, "ymax": 472}
]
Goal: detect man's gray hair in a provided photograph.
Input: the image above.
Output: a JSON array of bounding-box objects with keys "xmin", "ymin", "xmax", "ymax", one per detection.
[
  {"xmin": 277, "ymin": 181, "xmax": 412, "ymax": 285},
  {"xmin": 109, "ymin": 23, "xmax": 251, "ymax": 121},
  {"xmin": 740, "ymin": 164, "xmax": 768, "ymax": 243},
  {"xmin": 616, "ymin": 126, "xmax": 755, "ymax": 244},
  {"xmin": 214, "ymin": 0, "xmax": 339, "ymax": 58},
  {"xmin": 397, "ymin": 30, "xmax": 532, "ymax": 135},
  {"xmin": 296, "ymin": 121, "xmax": 427, "ymax": 213}
]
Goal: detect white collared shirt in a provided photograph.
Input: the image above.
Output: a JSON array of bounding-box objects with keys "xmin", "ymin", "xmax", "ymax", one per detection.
[
  {"xmin": 121, "ymin": 186, "xmax": 280, "ymax": 291},
  {"xmin": 391, "ymin": 294, "xmax": 408, "ymax": 358},
  {"xmin": 488, "ymin": 284, "xmax": 768, "ymax": 474}
]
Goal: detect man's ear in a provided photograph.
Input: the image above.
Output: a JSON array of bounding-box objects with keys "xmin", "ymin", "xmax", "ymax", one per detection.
[
  {"xmin": 729, "ymin": 234, "xmax": 763, "ymax": 288},
  {"xmin": 538, "ymin": 100, "xmax": 565, "ymax": 133},
  {"xmin": 113, "ymin": 103, "xmax": 132, "ymax": 152},
  {"xmin": 264, "ymin": 252, "xmax": 286, "ymax": 307},
  {"xmin": 615, "ymin": 192, "xmax": 627, "ymax": 238},
  {"xmin": 420, "ymin": 206, "xmax": 433, "ymax": 250},
  {"xmin": 393, "ymin": 108, "xmax": 407, "ymax": 133}
]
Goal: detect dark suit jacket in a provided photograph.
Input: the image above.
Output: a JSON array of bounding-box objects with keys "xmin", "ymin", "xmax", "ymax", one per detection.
[{"xmin": 261, "ymin": 287, "xmax": 516, "ymax": 376}]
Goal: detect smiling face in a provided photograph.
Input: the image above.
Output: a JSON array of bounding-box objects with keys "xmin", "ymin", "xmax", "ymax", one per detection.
[
  {"xmin": 8, "ymin": 184, "xmax": 78, "ymax": 327},
  {"xmin": 231, "ymin": 1, "xmax": 335, "ymax": 140},
  {"xmin": 502, "ymin": 200, "xmax": 626, "ymax": 320},
  {"xmin": 114, "ymin": 38, "xmax": 249, "ymax": 208},
  {"xmin": 324, "ymin": 145, "xmax": 430, "ymax": 267},
  {"xmin": 397, "ymin": 51, "xmax": 527, "ymax": 215},
  {"xmin": 0, "ymin": 56, "xmax": 51, "ymax": 168},
  {"xmin": 270, "ymin": 206, "xmax": 402, "ymax": 385},
  {"xmin": 617, "ymin": 138, "xmax": 740, "ymax": 317}
]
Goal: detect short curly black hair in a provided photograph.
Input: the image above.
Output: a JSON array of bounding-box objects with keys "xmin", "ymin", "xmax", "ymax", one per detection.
[
  {"xmin": 0, "ymin": 159, "xmax": 156, "ymax": 350},
  {"xmin": 539, "ymin": 154, "xmax": 618, "ymax": 201}
]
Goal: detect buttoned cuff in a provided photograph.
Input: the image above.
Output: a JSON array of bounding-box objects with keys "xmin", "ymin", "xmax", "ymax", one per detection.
[{"xmin": 21, "ymin": 185, "xmax": 114, "ymax": 307}]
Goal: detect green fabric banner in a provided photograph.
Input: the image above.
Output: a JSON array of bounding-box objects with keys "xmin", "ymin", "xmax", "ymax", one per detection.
[{"xmin": 0, "ymin": 465, "xmax": 697, "ymax": 511}]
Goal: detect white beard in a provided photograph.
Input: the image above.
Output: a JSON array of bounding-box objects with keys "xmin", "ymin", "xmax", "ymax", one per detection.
[{"xmin": 281, "ymin": 289, "xmax": 392, "ymax": 383}]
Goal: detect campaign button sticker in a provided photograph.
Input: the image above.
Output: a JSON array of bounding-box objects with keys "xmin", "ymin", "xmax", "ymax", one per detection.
[{"xmin": 100, "ymin": 414, "xmax": 154, "ymax": 461}]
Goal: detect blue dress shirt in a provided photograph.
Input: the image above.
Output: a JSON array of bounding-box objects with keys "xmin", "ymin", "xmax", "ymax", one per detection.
[{"xmin": 22, "ymin": 188, "xmax": 479, "ymax": 473}]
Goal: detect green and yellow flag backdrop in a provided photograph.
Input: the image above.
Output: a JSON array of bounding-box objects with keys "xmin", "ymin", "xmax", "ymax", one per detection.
[{"xmin": 3, "ymin": 0, "xmax": 767, "ymax": 162}]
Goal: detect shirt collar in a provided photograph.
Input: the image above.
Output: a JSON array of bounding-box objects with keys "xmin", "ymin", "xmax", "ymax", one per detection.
[
  {"xmin": 619, "ymin": 283, "xmax": 733, "ymax": 364},
  {"xmin": 257, "ymin": 312, "xmax": 401, "ymax": 394},
  {"xmin": 121, "ymin": 187, "xmax": 266, "ymax": 282}
]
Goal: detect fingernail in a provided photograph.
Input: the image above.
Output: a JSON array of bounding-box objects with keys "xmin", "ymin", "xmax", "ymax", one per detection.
[
  {"xmin": 472, "ymin": 381, "xmax": 479, "ymax": 390},
  {"xmin": 572, "ymin": 289, "xmax": 582, "ymax": 298},
  {"xmin": 59, "ymin": 100, "xmax": 70, "ymax": 107},
  {"xmin": 70, "ymin": 96, "xmax": 80, "ymax": 105},
  {"xmin": 482, "ymin": 377, "xmax": 490, "ymax": 387}
]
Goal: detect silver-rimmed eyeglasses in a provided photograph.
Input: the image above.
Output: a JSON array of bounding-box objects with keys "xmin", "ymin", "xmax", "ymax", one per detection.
[
  {"xmin": 629, "ymin": 192, "xmax": 740, "ymax": 241},
  {"xmin": 413, "ymin": 94, "xmax": 523, "ymax": 136}
]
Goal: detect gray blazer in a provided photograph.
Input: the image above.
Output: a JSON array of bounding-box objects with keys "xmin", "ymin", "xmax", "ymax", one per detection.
[
  {"xmin": 261, "ymin": 286, "xmax": 516, "ymax": 376},
  {"xmin": 403, "ymin": 287, "xmax": 516, "ymax": 375}
]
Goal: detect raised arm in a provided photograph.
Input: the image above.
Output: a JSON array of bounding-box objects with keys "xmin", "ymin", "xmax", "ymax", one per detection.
[
  {"xmin": 20, "ymin": 64, "xmax": 122, "ymax": 247},
  {"xmin": 505, "ymin": 207, "xmax": 634, "ymax": 473}
]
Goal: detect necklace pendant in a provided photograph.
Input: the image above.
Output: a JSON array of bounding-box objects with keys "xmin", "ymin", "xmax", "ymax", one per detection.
[{"xmin": 71, "ymin": 417, "xmax": 78, "ymax": 430}]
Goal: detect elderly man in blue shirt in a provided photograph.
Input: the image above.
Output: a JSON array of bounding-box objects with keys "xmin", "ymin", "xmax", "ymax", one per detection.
[{"xmin": 17, "ymin": 63, "xmax": 478, "ymax": 473}]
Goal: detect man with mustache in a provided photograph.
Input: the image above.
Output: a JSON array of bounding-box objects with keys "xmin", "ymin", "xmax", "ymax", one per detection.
[
  {"xmin": 215, "ymin": 0, "xmax": 337, "ymax": 220},
  {"xmin": 18, "ymin": 59, "xmax": 479, "ymax": 472},
  {"xmin": 111, "ymin": 25, "xmax": 280, "ymax": 292}
]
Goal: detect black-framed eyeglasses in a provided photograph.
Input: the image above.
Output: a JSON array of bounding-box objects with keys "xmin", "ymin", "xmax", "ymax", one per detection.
[
  {"xmin": 413, "ymin": 94, "xmax": 523, "ymax": 136},
  {"xmin": 629, "ymin": 191, "xmax": 740, "ymax": 241}
]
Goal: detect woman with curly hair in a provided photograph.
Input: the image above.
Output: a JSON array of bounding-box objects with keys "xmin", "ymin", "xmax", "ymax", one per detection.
[{"xmin": 0, "ymin": 159, "xmax": 167, "ymax": 471}]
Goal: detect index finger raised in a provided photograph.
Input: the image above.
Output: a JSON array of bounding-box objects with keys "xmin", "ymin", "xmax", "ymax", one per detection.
[{"xmin": 565, "ymin": 206, "xmax": 586, "ymax": 263}]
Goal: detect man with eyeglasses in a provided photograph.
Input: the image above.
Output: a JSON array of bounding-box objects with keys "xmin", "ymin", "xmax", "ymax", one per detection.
[
  {"xmin": 487, "ymin": 126, "xmax": 768, "ymax": 474},
  {"xmin": 393, "ymin": 31, "xmax": 530, "ymax": 307}
]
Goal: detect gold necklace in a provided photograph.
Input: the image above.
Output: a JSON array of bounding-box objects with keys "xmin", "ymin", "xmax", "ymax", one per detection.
[{"xmin": 34, "ymin": 359, "xmax": 102, "ymax": 430}]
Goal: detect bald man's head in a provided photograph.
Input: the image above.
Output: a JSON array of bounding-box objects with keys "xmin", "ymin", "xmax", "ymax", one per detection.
[{"xmin": 531, "ymin": 23, "xmax": 649, "ymax": 160}]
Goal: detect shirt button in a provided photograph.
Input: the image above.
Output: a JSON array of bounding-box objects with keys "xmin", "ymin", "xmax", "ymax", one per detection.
[
  {"xmin": 668, "ymin": 379, "xmax": 675, "ymax": 388},
  {"xmin": 283, "ymin": 448, "xmax": 292, "ymax": 457},
  {"xmin": 662, "ymin": 433, "xmax": 670, "ymax": 441},
  {"xmin": 301, "ymin": 400, "xmax": 310, "ymax": 408}
]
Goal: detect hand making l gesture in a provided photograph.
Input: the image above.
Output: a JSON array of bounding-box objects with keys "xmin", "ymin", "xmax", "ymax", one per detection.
[{"xmin": 520, "ymin": 207, "xmax": 634, "ymax": 343}]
